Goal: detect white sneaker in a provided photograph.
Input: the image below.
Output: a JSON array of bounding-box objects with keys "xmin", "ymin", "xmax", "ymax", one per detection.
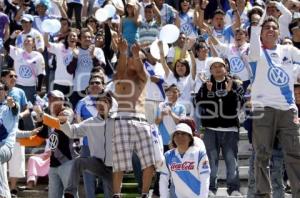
[
  {"xmin": 208, "ymin": 190, "xmax": 216, "ymax": 197},
  {"xmin": 230, "ymin": 190, "xmax": 243, "ymax": 197}
]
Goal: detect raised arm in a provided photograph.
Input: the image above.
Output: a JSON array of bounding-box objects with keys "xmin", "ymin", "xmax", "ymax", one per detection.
[
  {"xmin": 230, "ymin": 0, "xmax": 241, "ymax": 30},
  {"xmin": 158, "ymin": 41, "xmax": 170, "ymax": 77},
  {"xmin": 189, "ymin": 50, "xmax": 196, "ymax": 80},
  {"xmin": 114, "ymin": 38, "xmax": 128, "ymax": 79},
  {"xmin": 131, "ymin": 43, "xmax": 147, "ymax": 81}
]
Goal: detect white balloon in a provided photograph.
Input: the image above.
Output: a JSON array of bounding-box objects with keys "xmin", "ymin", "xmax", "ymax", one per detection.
[
  {"xmin": 159, "ymin": 24, "xmax": 180, "ymax": 44},
  {"xmin": 41, "ymin": 19, "xmax": 61, "ymax": 34},
  {"xmin": 95, "ymin": 8, "xmax": 109, "ymax": 22},
  {"xmin": 150, "ymin": 40, "xmax": 169, "ymax": 60},
  {"xmin": 104, "ymin": 4, "xmax": 116, "ymax": 18}
]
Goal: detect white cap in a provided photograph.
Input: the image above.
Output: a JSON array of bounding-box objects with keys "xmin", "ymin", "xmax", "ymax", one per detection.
[
  {"xmin": 173, "ymin": 123, "xmax": 193, "ymax": 136},
  {"xmin": 127, "ymin": 0, "xmax": 136, "ymax": 6},
  {"xmin": 208, "ymin": 57, "xmax": 226, "ymax": 69},
  {"xmin": 21, "ymin": 14, "xmax": 34, "ymax": 22},
  {"xmin": 47, "ymin": 90, "xmax": 64, "ymax": 99}
]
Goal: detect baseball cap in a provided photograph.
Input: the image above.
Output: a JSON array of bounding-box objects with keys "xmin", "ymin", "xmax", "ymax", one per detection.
[
  {"xmin": 47, "ymin": 90, "xmax": 64, "ymax": 99},
  {"xmin": 21, "ymin": 14, "xmax": 34, "ymax": 22},
  {"xmin": 173, "ymin": 123, "xmax": 193, "ymax": 136},
  {"xmin": 127, "ymin": 0, "xmax": 136, "ymax": 6},
  {"xmin": 208, "ymin": 57, "xmax": 226, "ymax": 69}
]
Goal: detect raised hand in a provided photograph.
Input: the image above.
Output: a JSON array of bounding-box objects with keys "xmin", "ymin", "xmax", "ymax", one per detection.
[{"xmin": 118, "ymin": 38, "xmax": 128, "ymax": 54}]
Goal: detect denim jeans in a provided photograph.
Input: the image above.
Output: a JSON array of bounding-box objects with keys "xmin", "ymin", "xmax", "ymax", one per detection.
[
  {"xmin": 203, "ymin": 129, "xmax": 240, "ymax": 194},
  {"xmin": 132, "ymin": 152, "xmax": 142, "ymax": 194},
  {"xmin": 247, "ymin": 147, "xmax": 284, "ymax": 198},
  {"xmin": 48, "ymin": 160, "xmax": 78, "ymax": 198},
  {"xmin": 80, "ymin": 145, "xmax": 97, "ymax": 198}
]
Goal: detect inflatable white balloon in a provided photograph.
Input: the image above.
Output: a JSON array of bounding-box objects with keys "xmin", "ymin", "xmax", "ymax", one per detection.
[
  {"xmin": 150, "ymin": 40, "xmax": 169, "ymax": 60},
  {"xmin": 95, "ymin": 8, "xmax": 109, "ymax": 22},
  {"xmin": 159, "ymin": 24, "xmax": 180, "ymax": 44},
  {"xmin": 41, "ymin": 19, "xmax": 61, "ymax": 34},
  {"xmin": 104, "ymin": 4, "xmax": 116, "ymax": 18}
]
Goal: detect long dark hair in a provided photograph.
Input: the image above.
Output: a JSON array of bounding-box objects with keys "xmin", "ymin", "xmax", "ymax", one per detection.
[{"xmin": 173, "ymin": 58, "xmax": 190, "ymax": 80}]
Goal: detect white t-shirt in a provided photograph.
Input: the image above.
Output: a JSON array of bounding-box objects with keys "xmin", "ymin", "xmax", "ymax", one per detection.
[
  {"xmin": 249, "ymin": 26, "xmax": 300, "ymax": 110},
  {"xmin": 194, "ymin": 57, "xmax": 212, "ymax": 92},
  {"xmin": 179, "ymin": 10, "xmax": 197, "ymax": 39},
  {"xmin": 215, "ymin": 42, "xmax": 251, "ymax": 81},
  {"xmin": 15, "ymin": 28, "xmax": 45, "ymax": 51},
  {"xmin": 47, "ymin": 42, "xmax": 74, "ymax": 86},
  {"xmin": 144, "ymin": 61, "xmax": 166, "ymax": 102},
  {"xmin": 73, "ymin": 47, "xmax": 106, "ymax": 91},
  {"xmin": 165, "ymin": 72, "xmax": 195, "ymax": 109},
  {"xmin": 9, "ymin": 46, "xmax": 45, "ymax": 86}
]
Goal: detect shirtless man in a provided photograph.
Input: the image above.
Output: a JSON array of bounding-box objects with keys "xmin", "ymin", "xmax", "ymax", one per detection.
[{"xmin": 112, "ymin": 39, "xmax": 155, "ymax": 198}]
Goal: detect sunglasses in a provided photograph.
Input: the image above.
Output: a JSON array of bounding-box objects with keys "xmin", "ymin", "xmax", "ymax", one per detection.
[
  {"xmin": 90, "ymin": 81, "xmax": 102, "ymax": 85},
  {"xmin": 0, "ymin": 87, "xmax": 5, "ymax": 91},
  {"xmin": 9, "ymin": 74, "xmax": 17, "ymax": 79}
]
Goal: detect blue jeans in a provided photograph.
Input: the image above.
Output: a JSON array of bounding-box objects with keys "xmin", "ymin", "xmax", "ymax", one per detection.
[
  {"xmin": 48, "ymin": 160, "xmax": 78, "ymax": 198},
  {"xmin": 80, "ymin": 145, "xmax": 97, "ymax": 198},
  {"xmin": 247, "ymin": 146, "xmax": 284, "ymax": 198},
  {"xmin": 203, "ymin": 129, "xmax": 240, "ymax": 194}
]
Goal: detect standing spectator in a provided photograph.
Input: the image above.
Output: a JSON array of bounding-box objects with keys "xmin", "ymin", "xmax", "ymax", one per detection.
[
  {"xmin": 74, "ymin": 75, "xmax": 107, "ymax": 198},
  {"xmin": 195, "ymin": 57, "xmax": 244, "ymax": 197},
  {"xmin": 67, "ymin": 28, "xmax": 106, "ymax": 108},
  {"xmin": 198, "ymin": 0, "xmax": 241, "ymax": 45},
  {"xmin": 289, "ymin": 18, "xmax": 300, "ymax": 49},
  {"xmin": 121, "ymin": 0, "xmax": 142, "ymax": 47},
  {"xmin": 0, "ymin": 2, "xmax": 9, "ymax": 69},
  {"xmin": 112, "ymin": 39, "xmax": 155, "ymax": 198},
  {"xmin": 0, "ymin": 82, "xmax": 19, "ymax": 198},
  {"xmin": 159, "ymin": 123, "xmax": 210, "ymax": 198},
  {"xmin": 1, "ymin": 69, "xmax": 30, "ymax": 197},
  {"xmin": 265, "ymin": 0, "xmax": 292, "ymax": 40},
  {"xmin": 44, "ymin": 30, "xmax": 78, "ymax": 96},
  {"xmin": 9, "ymin": 35, "xmax": 45, "ymax": 102},
  {"xmin": 154, "ymin": 0, "xmax": 178, "ymax": 26},
  {"xmin": 36, "ymin": 90, "xmax": 77, "ymax": 198},
  {"xmin": 248, "ymin": 15, "xmax": 300, "ymax": 197},
  {"xmin": 138, "ymin": 3, "xmax": 161, "ymax": 48},
  {"xmin": 153, "ymin": 83, "xmax": 186, "ymax": 197},
  {"xmin": 59, "ymin": 92, "xmax": 114, "ymax": 198},
  {"xmin": 142, "ymin": 47, "xmax": 166, "ymax": 124},
  {"xmin": 67, "ymin": 0, "xmax": 83, "ymax": 29},
  {"xmin": 225, "ymin": 0, "xmax": 251, "ymax": 28},
  {"xmin": 163, "ymin": 39, "xmax": 196, "ymax": 115},
  {"xmin": 12, "ymin": 14, "xmax": 45, "ymax": 53},
  {"xmin": 177, "ymin": 0, "xmax": 199, "ymax": 39},
  {"xmin": 208, "ymin": 26, "xmax": 251, "ymax": 90},
  {"xmin": 9, "ymin": 36, "xmax": 45, "ymax": 195}
]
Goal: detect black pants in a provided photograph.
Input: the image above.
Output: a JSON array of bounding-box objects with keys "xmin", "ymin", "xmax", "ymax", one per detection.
[{"xmin": 67, "ymin": 3, "xmax": 82, "ymax": 29}]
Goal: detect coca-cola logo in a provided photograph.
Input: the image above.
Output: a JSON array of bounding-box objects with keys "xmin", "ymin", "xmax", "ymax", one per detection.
[{"xmin": 170, "ymin": 161, "xmax": 195, "ymax": 171}]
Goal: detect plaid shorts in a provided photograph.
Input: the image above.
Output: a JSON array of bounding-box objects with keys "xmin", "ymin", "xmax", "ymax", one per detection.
[{"xmin": 113, "ymin": 118, "xmax": 155, "ymax": 172}]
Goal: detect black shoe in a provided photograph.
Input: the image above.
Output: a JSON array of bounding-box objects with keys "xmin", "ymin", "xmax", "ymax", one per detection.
[
  {"xmin": 10, "ymin": 189, "xmax": 18, "ymax": 198},
  {"xmin": 64, "ymin": 193, "xmax": 74, "ymax": 198}
]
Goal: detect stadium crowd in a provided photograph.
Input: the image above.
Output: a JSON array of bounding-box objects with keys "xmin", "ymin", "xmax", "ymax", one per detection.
[{"xmin": 0, "ymin": 0, "xmax": 300, "ymax": 197}]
